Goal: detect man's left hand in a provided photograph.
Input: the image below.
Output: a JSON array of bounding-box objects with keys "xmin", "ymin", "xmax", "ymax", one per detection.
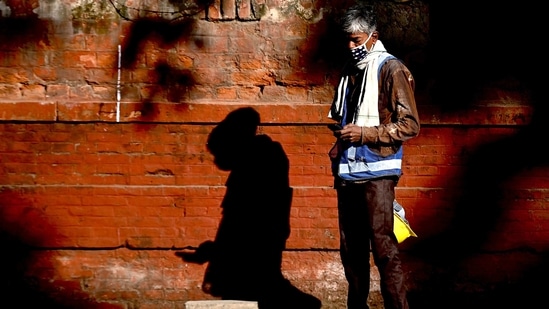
[{"xmin": 339, "ymin": 124, "xmax": 362, "ymax": 143}]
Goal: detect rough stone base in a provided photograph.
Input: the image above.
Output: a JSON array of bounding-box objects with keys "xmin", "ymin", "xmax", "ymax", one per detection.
[{"xmin": 185, "ymin": 300, "xmax": 259, "ymax": 309}]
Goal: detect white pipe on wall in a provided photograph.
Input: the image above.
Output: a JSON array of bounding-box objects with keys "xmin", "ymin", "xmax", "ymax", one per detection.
[{"xmin": 116, "ymin": 44, "xmax": 121, "ymax": 122}]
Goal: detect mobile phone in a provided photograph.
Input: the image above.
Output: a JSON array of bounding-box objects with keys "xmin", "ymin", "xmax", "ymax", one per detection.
[{"xmin": 327, "ymin": 123, "xmax": 343, "ymax": 131}]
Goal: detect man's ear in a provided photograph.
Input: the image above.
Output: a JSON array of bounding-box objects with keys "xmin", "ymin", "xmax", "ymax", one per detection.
[{"xmin": 372, "ymin": 31, "xmax": 379, "ymax": 40}]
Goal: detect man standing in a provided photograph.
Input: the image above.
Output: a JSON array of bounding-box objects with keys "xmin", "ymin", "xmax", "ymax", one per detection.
[{"xmin": 327, "ymin": 4, "xmax": 420, "ymax": 309}]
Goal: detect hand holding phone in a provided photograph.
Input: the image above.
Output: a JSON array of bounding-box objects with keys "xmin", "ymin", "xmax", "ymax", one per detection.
[{"xmin": 327, "ymin": 123, "xmax": 343, "ymax": 131}]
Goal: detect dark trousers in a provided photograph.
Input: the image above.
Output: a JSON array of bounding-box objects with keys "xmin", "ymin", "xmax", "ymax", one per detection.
[{"xmin": 336, "ymin": 178, "xmax": 409, "ymax": 309}]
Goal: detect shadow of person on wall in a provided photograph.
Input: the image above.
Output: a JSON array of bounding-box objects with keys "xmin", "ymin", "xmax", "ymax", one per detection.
[{"xmin": 176, "ymin": 107, "xmax": 321, "ymax": 309}]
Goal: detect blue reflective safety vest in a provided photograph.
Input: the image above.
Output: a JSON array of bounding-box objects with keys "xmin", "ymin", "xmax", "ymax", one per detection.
[
  {"xmin": 336, "ymin": 143, "xmax": 403, "ymax": 180},
  {"xmin": 334, "ymin": 54, "xmax": 403, "ymax": 181}
]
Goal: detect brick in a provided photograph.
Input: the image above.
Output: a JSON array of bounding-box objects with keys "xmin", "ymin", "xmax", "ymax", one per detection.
[
  {"xmin": 46, "ymin": 84, "xmax": 70, "ymax": 99},
  {"xmin": 33, "ymin": 66, "xmax": 58, "ymax": 81},
  {"xmin": 84, "ymin": 68, "xmax": 117, "ymax": 83},
  {"xmin": 21, "ymin": 84, "xmax": 46, "ymax": 99},
  {"xmin": 237, "ymin": 0, "xmax": 253, "ymax": 20},
  {"xmin": 0, "ymin": 84, "xmax": 21, "ymax": 99},
  {"xmin": 208, "ymin": 0, "xmax": 222, "ymax": 20},
  {"xmin": 221, "ymin": 0, "xmax": 236, "ymax": 19},
  {"xmin": 0, "ymin": 67, "xmax": 30, "ymax": 83},
  {"xmin": 0, "ymin": 102, "xmax": 56, "ymax": 120}
]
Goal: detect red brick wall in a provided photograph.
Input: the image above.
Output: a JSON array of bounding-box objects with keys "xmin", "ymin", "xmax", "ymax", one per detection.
[{"xmin": 1, "ymin": 0, "xmax": 547, "ymax": 307}]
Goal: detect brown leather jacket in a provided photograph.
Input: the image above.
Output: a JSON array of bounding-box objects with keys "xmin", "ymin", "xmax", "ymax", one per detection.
[{"xmin": 358, "ymin": 58, "xmax": 420, "ymax": 156}]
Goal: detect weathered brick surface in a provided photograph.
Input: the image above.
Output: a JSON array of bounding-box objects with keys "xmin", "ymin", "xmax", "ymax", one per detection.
[
  {"xmin": 0, "ymin": 0, "xmax": 546, "ymax": 308},
  {"xmin": 1, "ymin": 117, "xmax": 546, "ymax": 251},
  {"xmin": 11, "ymin": 249, "xmax": 357, "ymax": 308}
]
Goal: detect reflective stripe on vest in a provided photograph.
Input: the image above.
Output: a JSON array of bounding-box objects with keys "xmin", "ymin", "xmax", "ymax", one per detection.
[{"xmin": 337, "ymin": 144, "xmax": 402, "ymax": 180}]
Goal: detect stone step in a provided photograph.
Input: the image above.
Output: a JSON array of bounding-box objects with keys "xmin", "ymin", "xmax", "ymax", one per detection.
[{"xmin": 185, "ymin": 300, "xmax": 259, "ymax": 309}]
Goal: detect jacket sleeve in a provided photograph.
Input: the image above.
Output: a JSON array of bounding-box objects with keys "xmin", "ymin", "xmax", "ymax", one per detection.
[{"xmin": 361, "ymin": 59, "xmax": 420, "ymax": 146}]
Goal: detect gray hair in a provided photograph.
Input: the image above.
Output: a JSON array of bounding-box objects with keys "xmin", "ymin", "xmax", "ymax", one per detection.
[{"xmin": 341, "ymin": 4, "xmax": 377, "ymax": 34}]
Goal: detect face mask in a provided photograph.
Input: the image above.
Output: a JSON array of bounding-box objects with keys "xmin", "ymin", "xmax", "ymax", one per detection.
[{"xmin": 350, "ymin": 33, "xmax": 373, "ymax": 62}]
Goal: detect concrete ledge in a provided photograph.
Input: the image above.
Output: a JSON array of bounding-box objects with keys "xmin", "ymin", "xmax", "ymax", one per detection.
[
  {"xmin": 0, "ymin": 101, "xmax": 536, "ymax": 126},
  {"xmin": 185, "ymin": 300, "xmax": 259, "ymax": 309}
]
